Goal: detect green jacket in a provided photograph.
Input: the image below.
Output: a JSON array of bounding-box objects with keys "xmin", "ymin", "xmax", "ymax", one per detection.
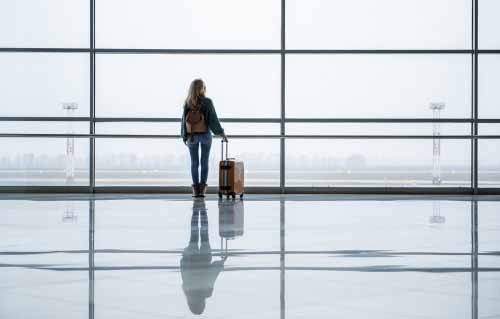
[{"xmin": 181, "ymin": 97, "xmax": 224, "ymax": 143}]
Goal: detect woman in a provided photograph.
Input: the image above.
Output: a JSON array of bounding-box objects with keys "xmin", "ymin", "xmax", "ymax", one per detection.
[{"xmin": 181, "ymin": 79, "xmax": 227, "ymax": 198}]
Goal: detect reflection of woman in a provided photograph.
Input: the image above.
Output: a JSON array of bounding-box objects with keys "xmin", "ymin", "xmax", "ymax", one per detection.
[{"xmin": 180, "ymin": 199, "xmax": 224, "ymax": 315}]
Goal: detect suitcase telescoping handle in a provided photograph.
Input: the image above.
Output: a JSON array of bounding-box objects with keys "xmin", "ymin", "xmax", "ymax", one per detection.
[{"xmin": 221, "ymin": 139, "xmax": 229, "ymax": 160}]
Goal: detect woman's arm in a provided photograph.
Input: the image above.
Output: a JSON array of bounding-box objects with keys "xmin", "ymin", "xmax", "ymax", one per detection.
[
  {"xmin": 206, "ymin": 99, "xmax": 227, "ymax": 140},
  {"xmin": 180, "ymin": 106, "xmax": 188, "ymax": 143}
]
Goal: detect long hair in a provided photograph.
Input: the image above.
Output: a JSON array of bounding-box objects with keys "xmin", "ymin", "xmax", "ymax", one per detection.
[{"xmin": 185, "ymin": 79, "xmax": 205, "ymax": 109}]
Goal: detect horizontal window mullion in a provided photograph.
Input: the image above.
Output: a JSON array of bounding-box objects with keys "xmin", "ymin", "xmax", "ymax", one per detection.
[
  {"xmin": 1, "ymin": 133, "xmax": 499, "ymax": 139},
  {"xmin": 93, "ymin": 49, "xmax": 485, "ymax": 54},
  {"xmin": 0, "ymin": 48, "xmax": 90, "ymax": 53},
  {"xmin": 94, "ymin": 118, "xmax": 282, "ymax": 123},
  {"xmin": 283, "ymin": 135, "xmax": 495, "ymax": 139},
  {"xmin": 477, "ymin": 119, "xmax": 500, "ymax": 123},
  {"xmin": 286, "ymin": 49, "xmax": 474, "ymax": 54},
  {"xmin": 5, "ymin": 118, "xmax": 500, "ymax": 124},
  {"xmin": 285, "ymin": 118, "xmax": 474, "ymax": 123},
  {"xmin": 478, "ymin": 50, "xmax": 500, "ymax": 54},
  {"xmin": 95, "ymin": 49, "xmax": 281, "ymax": 54},
  {"xmin": 0, "ymin": 117, "xmax": 90, "ymax": 121},
  {"xmin": 3, "ymin": 48, "xmax": 495, "ymax": 54}
]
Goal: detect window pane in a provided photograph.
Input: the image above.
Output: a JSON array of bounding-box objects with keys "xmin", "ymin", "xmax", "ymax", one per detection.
[
  {"xmin": 213, "ymin": 139, "xmax": 280, "ymax": 186},
  {"xmin": 221, "ymin": 123, "xmax": 280, "ymax": 135},
  {"xmin": 96, "ymin": 123, "xmax": 183, "ymax": 136},
  {"xmin": 479, "ymin": 124, "xmax": 500, "ymax": 135},
  {"xmin": 95, "ymin": 138, "xmax": 279, "ymax": 186},
  {"xmin": 479, "ymin": 55, "xmax": 500, "ymax": 118},
  {"xmin": 0, "ymin": 0, "xmax": 89, "ymax": 48},
  {"xmin": 479, "ymin": 140, "xmax": 500, "ymax": 187},
  {"xmin": 286, "ymin": 54, "xmax": 471, "ymax": 118},
  {"xmin": 479, "ymin": 0, "xmax": 500, "ymax": 49},
  {"xmin": 286, "ymin": 0, "xmax": 471, "ymax": 49},
  {"xmin": 95, "ymin": 122, "xmax": 279, "ymax": 136},
  {"xmin": 286, "ymin": 139, "xmax": 470, "ymax": 187},
  {"xmin": 96, "ymin": 54, "xmax": 280, "ymax": 118},
  {"xmin": 96, "ymin": 0, "xmax": 280, "ymax": 49},
  {"xmin": 286, "ymin": 123, "xmax": 470, "ymax": 136},
  {"xmin": 96, "ymin": 139, "xmax": 190, "ymax": 186},
  {"xmin": 0, "ymin": 53, "xmax": 90, "ymax": 117},
  {"xmin": 0, "ymin": 122, "xmax": 89, "ymax": 134},
  {"xmin": 0, "ymin": 138, "xmax": 89, "ymax": 186}
]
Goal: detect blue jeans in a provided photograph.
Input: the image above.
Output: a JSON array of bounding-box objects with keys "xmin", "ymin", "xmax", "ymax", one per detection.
[{"xmin": 187, "ymin": 132, "xmax": 212, "ymax": 185}]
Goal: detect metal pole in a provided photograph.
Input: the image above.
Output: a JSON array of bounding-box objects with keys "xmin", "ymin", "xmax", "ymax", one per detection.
[
  {"xmin": 279, "ymin": 0, "xmax": 286, "ymax": 194},
  {"xmin": 470, "ymin": 0, "xmax": 474, "ymax": 191},
  {"xmin": 89, "ymin": 0, "xmax": 96, "ymax": 193},
  {"xmin": 473, "ymin": 0, "xmax": 479, "ymax": 193}
]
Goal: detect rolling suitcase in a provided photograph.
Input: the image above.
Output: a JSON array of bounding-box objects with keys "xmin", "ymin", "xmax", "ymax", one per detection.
[{"xmin": 218, "ymin": 140, "xmax": 244, "ymax": 200}]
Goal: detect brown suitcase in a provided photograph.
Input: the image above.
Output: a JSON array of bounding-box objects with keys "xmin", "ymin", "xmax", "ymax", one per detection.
[{"xmin": 218, "ymin": 140, "xmax": 244, "ymax": 200}]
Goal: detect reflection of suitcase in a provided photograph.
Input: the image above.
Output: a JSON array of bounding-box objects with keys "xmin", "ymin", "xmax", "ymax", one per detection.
[
  {"xmin": 218, "ymin": 200, "xmax": 244, "ymax": 239},
  {"xmin": 218, "ymin": 140, "xmax": 244, "ymax": 199}
]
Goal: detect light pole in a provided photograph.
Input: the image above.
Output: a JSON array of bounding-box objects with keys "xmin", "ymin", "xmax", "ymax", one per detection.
[
  {"xmin": 63, "ymin": 102, "xmax": 78, "ymax": 184},
  {"xmin": 430, "ymin": 102, "xmax": 445, "ymax": 185}
]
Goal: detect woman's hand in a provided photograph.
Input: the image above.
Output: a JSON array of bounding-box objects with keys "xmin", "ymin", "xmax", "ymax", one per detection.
[{"xmin": 221, "ymin": 132, "xmax": 228, "ymax": 142}]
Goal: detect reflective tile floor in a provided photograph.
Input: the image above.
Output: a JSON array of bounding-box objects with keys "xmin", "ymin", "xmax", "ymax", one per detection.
[{"xmin": 1, "ymin": 194, "xmax": 499, "ymax": 319}]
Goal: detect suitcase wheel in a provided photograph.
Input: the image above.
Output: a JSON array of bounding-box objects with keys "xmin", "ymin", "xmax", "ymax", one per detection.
[
  {"xmin": 218, "ymin": 192, "xmax": 222, "ymax": 199},
  {"xmin": 240, "ymin": 193, "xmax": 244, "ymax": 199},
  {"xmin": 231, "ymin": 193, "xmax": 236, "ymax": 200}
]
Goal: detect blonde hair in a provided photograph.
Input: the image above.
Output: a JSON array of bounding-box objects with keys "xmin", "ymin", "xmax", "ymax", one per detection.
[{"xmin": 185, "ymin": 79, "xmax": 205, "ymax": 109}]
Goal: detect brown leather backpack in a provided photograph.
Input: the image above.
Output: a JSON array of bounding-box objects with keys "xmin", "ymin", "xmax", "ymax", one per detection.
[{"xmin": 186, "ymin": 105, "xmax": 208, "ymax": 134}]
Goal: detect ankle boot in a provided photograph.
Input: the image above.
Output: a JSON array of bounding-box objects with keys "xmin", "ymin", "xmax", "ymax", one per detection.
[
  {"xmin": 192, "ymin": 184, "xmax": 201, "ymax": 197},
  {"xmin": 200, "ymin": 184, "xmax": 208, "ymax": 197}
]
